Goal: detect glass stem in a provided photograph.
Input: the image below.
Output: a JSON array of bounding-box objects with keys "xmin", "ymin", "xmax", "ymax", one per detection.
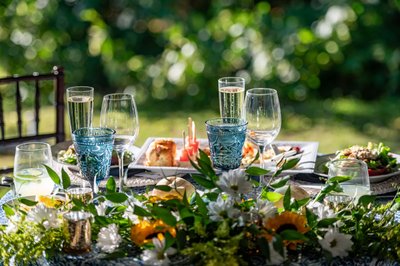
[
  {"xmin": 117, "ymin": 150, "xmax": 125, "ymax": 192},
  {"xmin": 258, "ymin": 145, "xmax": 266, "ymax": 187}
]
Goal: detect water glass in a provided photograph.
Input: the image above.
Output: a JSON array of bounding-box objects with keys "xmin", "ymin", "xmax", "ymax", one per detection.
[
  {"xmin": 206, "ymin": 118, "xmax": 247, "ymax": 170},
  {"xmin": 218, "ymin": 77, "xmax": 245, "ymax": 119},
  {"xmin": 72, "ymin": 127, "xmax": 115, "ymax": 192},
  {"xmin": 13, "ymin": 142, "xmax": 54, "ymax": 197},
  {"xmin": 327, "ymin": 158, "xmax": 370, "ymax": 203},
  {"xmin": 66, "ymin": 86, "xmax": 94, "ymax": 133}
]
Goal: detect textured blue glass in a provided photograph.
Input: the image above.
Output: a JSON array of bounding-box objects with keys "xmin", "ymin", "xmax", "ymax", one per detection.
[
  {"xmin": 72, "ymin": 127, "xmax": 115, "ymax": 184},
  {"xmin": 206, "ymin": 118, "xmax": 247, "ymax": 170}
]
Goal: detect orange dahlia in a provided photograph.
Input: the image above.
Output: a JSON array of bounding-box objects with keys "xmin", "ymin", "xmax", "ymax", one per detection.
[
  {"xmin": 130, "ymin": 219, "xmax": 176, "ymax": 246},
  {"xmin": 263, "ymin": 211, "xmax": 309, "ymax": 250}
]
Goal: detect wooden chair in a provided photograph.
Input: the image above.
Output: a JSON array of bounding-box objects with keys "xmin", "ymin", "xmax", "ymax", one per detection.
[{"xmin": 0, "ymin": 66, "xmax": 65, "ymax": 174}]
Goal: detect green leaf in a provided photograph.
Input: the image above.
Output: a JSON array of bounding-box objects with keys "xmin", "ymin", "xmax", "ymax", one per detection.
[
  {"xmin": 106, "ymin": 177, "xmax": 116, "ymax": 193},
  {"xmin": 305, "ymin": 208, "xmax": 318, "ymax": 228},
  {"xmin": 44, "ymin": 164, "xmax": 60, "ymax": 186},
  {"xmin": 264, "ymin": 191, "xmax": 283, "ymax": 202},
  {"xmin": 199, "ymin": 149, "xmax": 212, "ymax": 166},
  {"xmin": 357, "ymin": 195, "xmax": 376, "ymax": 207},
  {"xmin": 280, "ymin": 229, "xmax": 308, "ymax": 241},
  {"xmin": 3, "ymin": 204, "xmax": 15, "ymax": 216},
  {"xmin": 61, "ymin": 168, "xmax": 71, "ymax": 189},
  {"xmin": 270, "ymin": 176, "xmax": 290, "ymax": 189},
  {"xmin": 317, "ymin": 218, "xmax": 338, "ymax": 228},
  {"xmin": 281, "ymin": 157, "xmax": 301, "ymax": 170},
  {"xmin": 164, "ymin": 231, "xmax": 176, "ymax": 251},
  {"xmin": 176, "ymin": 230, "xmax": 187, "ymax": 250},
  {"xmin": 19, "ymin": 198, "xmax": 38, "ymax": 206},
  {"xmin": 105, "ymin": 192, "xmax": 128, "ymax": 203},
  {"xmin": 87, "ymin": 203, "xmax": 98, "ymax": 216},
  {"xmin": 72, "ymin": 198, "xmax": 84, "ymax": 209},
  {"xmin": 246, "ymin": 166, "xmax": 270, "ymax": 176},
  {"xmin": 295, "ymin": 197, "xmax": 310, "ymax": 208},
  {"xmin": 283, "ymin": 186, "xmax": 291, "ymax": 210},
  {"xmin": 205, "ymin": 192, "xmax": 219, "ymax": 201},
  {"xmin": 154, "ymin": 185, "xmax": 173, "ymax": 192},
  {"xmin": 151, "ymin": 206, "xmax": 177, "ymax": 226},
  {"xmin": 329, "ymin": 175, "xmax": 352, "ymax": 183},
  {"xmin": 191, "ymin": 174, "xmax": 215, "ymax": 189},
  {"xmin": 195, "ymin": 193, "xmax": 208, "ymax": 216},
  {"xmin": 179, "ymin": 207, "xmax": 194, "ymax": 219},
  {"xmin": 256, "ymin": 236, "xmax": 270, "ymax": 258},
  {"xmin": 133, "ymin": 205, "xmax": 152, "ymax": 217}
]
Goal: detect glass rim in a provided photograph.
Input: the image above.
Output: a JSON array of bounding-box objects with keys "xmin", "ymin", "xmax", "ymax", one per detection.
[
  {"xmin": 103, "ymin": 93, "xmax": 134, "ymax": 101},
  {"xmin": 16, "ymin": 142, "xmax": 51, "ymax": 152},
  {"xmin": 218, "ymin": 77, "xmax": 245, "ymax": 85},
  {"xmin": 328, "ymin": 158, "xmax": 368, "ymax": 168},
  {"xmin": 246, "ymin": 88, "xmax": 277, "ymax": 95},
  {"xmin": 205, "ymin": 117, "xmax": 248, "ymax": 127},
  {"xmin": 63, "ymin": 211, "xmax": 92, "ymax": 221},
  {"xmin": 72, "ymin": 127, "xmax": 116, "ymax": 137},
  {"xmin": 66, "ymin": 86, "xmax": 94, "ymax": 93}
]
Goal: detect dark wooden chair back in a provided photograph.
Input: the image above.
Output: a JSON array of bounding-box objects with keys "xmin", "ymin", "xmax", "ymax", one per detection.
[{"xmin": 0, "ymin": 66, "xmax": 65, "ymax": 174}]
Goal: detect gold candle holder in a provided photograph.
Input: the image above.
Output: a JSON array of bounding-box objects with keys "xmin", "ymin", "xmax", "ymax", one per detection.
[
  {"xmin": 63, "ymin": 211, "xmax": 92, "ymax": 254},
  {"xmin": 66, "ymin": 187, "xmax": 93, "ymax": 205}
]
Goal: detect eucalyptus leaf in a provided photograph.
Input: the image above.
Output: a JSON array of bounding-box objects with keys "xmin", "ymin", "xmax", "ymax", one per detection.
[{"xmin": 44, "ymin": 164, "xmax": 60, "ymax": 186}]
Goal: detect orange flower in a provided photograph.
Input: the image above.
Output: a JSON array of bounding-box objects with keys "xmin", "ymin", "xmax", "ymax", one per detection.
[
  {"xmin": 130, "ymin": 219, "xmax": 176, "ymax": 246},
  {"xmin": 263, "ymin": 211, "xmax": 309, "ymax": 250}
]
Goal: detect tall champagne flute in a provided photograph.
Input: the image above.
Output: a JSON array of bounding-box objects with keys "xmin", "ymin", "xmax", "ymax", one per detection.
[
  {"xmin": 66, "ymin": 86, "xmax": 94, "ymax": 133},
  {"xmin": 243, "ymin": 88, "xmax": 281, "ymax": 188},
  {"xmin": 218, "ymin": 77, "xmax": 245, "ymax": 119},
  {"xmin": 100, "ymin": 93, "xmax": 139, "ymax": 192}
]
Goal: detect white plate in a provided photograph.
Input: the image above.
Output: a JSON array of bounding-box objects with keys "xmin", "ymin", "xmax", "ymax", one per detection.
[
  {"xmin": 52, "ymin": 141, "xmax": 141, "ymax": 171},
  {"xmin": 314, "ymin": 153, "xmax": 400, "ymax": 183},
  {"xmin": 132, "ymin": 137, "xmax": 319, "ymax": 176}
]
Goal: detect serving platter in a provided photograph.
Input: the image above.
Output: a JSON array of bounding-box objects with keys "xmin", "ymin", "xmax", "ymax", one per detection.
[
  {"xmin": 132, "ymin": 137, "xmax": 319, "ymax": 176},
  {"xmin": 314, "ymin": 153, "xmax": 400, "ymax": 183}
]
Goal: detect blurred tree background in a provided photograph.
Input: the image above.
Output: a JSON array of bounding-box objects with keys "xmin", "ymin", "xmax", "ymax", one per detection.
[{"xmin": 1, "ymin": 0, "xmax": 400, "ymax": 153}]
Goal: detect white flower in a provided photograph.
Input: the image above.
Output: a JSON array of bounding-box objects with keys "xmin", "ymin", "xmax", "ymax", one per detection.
[
  {"xmin": 95, "ymin": 201, "xmax": 107, "ymax": 216},
  {"xmin": 141, "ymin": 236, "xmax": 177, "ymax": 266},
  {"xmin": 267, "ymin": 239, "xmax": 287, "ymax": 265},
  {"xmin": 27, "ymin": 204, "xmax": 60, "ymax": 229},
  {"xmin": 207, "ymin": 194, "xmax": 240, "ymax": 222},
  {"xmin": 96, "ymin": 224, "xmax": 122, "ymax": 253},
  {"xmin": 216, "ymin": 169, "xmax": 252, "ymax": 199},
  {"xmin": 252, "ymin": 199, "xmax": 277, "ymax": 220},
  {"xmin": 123, "ymin": 205, "xmax": 141, "ymax": 224},
  {"xmin": 308, "ymin": 201, "xmax": 336, "ymax": 220},
  {"xmin": 318, "ymin": 229, "xmax": 353, "ymax": 258},
  {"xmin": 5, "ymin": 215, "xmax": 21, "ymax": 234}
]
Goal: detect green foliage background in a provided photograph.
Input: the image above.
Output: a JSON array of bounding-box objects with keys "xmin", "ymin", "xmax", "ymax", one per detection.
[{"xmin": 1, "ymin": 0, "xmax": 400, "ymax": 156}]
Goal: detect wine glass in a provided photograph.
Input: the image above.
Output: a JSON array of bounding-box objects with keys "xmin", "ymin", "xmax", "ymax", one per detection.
[
  {"xmin": 243, "ymin": 88, "xmax": 281, "ymax": 188},
  {"xmin": 327, "ymin": 158, "xmax": 370, "ymax": 204},
  {"xmin": 13, "ymin": 142, "xmax": 54, "ymax": 197},
  {"xmin": 100, "ymin": 93, "xmax": 139, "ymax": 192}
]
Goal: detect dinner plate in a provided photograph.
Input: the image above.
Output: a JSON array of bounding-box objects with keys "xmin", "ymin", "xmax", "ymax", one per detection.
[
  {"xmin": 51, "ymin": 141, "xmax": 141, "ymax": 172},
  {"xmin": 314, "ymin": 153, "xmax": 400, "ymax": 183},
  {"xmin": 132, "ymin": 137, "xmax": 319, "ymax": 176}
]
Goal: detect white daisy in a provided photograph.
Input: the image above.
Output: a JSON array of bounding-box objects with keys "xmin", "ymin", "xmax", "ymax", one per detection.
[
  {"xmin": 216, "ymin": 169, "xmax": 253, "ymax": 199},
  {"xmin": 252, "ymin": 199, "xmax": 277, "ymax": 220},
  {"xmin": 207, "ymin": 194, "xmax": 240, "ymax": 222},
  {"xmin": 27, "ymin": 203, "xmax": 60, "ymax": 229},
  {"xmin": 141, "ymin": 236, "xmax": 177, "ymax": 266},
  {"xmin": 267, "ymin": 239, "xmax": 287, "ymax": 265},
  {"xmin": 318, "ymin": 229, "xmax": 353, "ymax": 258},
  {"xmin": 308, "ymin": 201, "xmax": 336, "ymax": 220},
  {"xmin": 96, "ymin": 224, "xmax": 122, "ymax": 253}
]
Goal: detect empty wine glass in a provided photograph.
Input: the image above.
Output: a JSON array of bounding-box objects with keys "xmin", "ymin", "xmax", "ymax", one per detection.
[
  {"xmin": 243, "ymin": 88, "xmax": 281, "ymax": 188},
  {"xmin": 100, "ymin": 93, "xmax": 139, "ymax": 192}
]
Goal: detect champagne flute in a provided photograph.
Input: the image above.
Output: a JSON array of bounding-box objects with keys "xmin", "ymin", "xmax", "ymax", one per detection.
[
  {"xmin": 66, "ymin": 86, "xmax": 94, "ymax": 133},
  {"xmin": 218, "ymin": 77, "xmax": 245, "ymax": 119},
  {"xmin": 243, "ymin": 88, "xmax": 281, "ymax": 188},
  {"xmin": 100, "ymin": 93, "xmax": 139, "ymax": 192}
]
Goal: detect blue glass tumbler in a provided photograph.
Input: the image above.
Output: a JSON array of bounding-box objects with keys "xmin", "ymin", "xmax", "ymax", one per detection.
[
  {"xmin": 206, "ymin": 118, "xmax": 247, "ymax": 170},
  {"xmin": 72, "ymin": 127, "xmax": 115, "ymax": 192}
]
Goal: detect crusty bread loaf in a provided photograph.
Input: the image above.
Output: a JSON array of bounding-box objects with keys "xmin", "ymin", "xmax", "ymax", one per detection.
[
  {"xmin": 145, "ymin": 139, "xmax": 177, "ymax": 166},
  {"xmin": 151, "ymin": 176, "xmax": 196, "ymax": 199}
]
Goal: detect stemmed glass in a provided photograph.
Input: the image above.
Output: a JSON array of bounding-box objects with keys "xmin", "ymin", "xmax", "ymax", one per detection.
[
  {"xmin": 243, "ymin": 88, "xmax": 281, "ymax": 188},
  {"xmin": 100, "ymin": 93, "xmax": 139, "ymax": 192}
]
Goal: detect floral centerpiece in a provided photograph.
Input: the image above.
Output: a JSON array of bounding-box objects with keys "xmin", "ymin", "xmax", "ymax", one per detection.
[{"xmin": 1, "ymin": 151, "xmax": 400, "ymax": 265}]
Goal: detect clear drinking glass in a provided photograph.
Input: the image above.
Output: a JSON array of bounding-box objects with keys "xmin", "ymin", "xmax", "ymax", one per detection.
[
  {"xmin": 66, "ymin": 86, "xmax": 94, "ymax": 133},
  {"xmin": 72, "ymin": 127, "xmax": 115, "ymax": 193},
  {"xmin": 100, "ymin": 93, "xmax": 139, "ymax": 192},
  {"xmin": 13, "ymin": 142, "xmax": 54, "ymax": 197},
  {"xmin": 327, "ymin": 158, "xmax": 370, "ymax": 203},
  {"xmin": 243, "ymin": 88, "xmax": 281, "ymax": 186},
  {"xmin": 206, "ymin": 118, "xmax": 247, "ymax": 170},
  {"xmin": 218, "ymin": 77, "xmax": 245, "ymax": 119}
]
